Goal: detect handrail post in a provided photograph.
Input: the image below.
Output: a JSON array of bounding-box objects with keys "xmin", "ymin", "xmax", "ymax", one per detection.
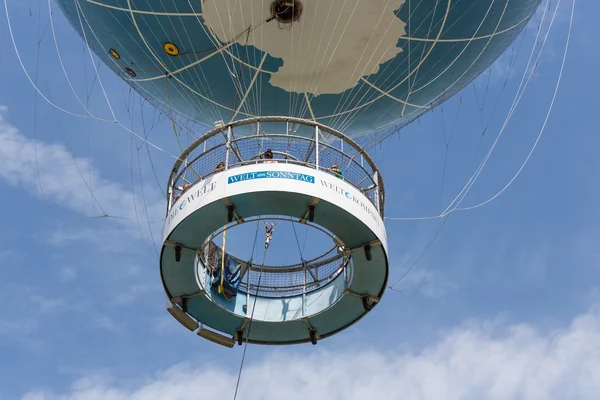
[
  {"xmin": 315, "ymin": 126, "xmax": 319, "ymax": 170},
  {"xmin": 167, "ymin": 176, "xmax": 174, "ymax": 211},
  {"xmin": 343, "ymin": 256, "xmax": 349, "ymax": 289},
  {"xmin": 247, "ymin": 260, "xmax": 251, "ymax": 313},
  {"xmin": 373, "ymin": 171, "xmax": 380, "ymax": 214},
  {"xmin": 203, "ymin": 236, "xmax": 211, "ymax": 289},
  {"xmin": 302, "ymin": 259, "xmax": 307, "ymax": 317},
  {"xmin": 225, "ymin": 126, "xmax": 232, "ymax": 170},
  {"xmin": 257, "ymin": 121, "xmax": 261, "ymax": 165}
]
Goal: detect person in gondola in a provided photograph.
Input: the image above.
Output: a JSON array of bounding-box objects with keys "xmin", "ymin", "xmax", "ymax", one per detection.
[
  {"xmin": 264, "ymin": 149, "xmax": 278, "ymax": 164},
  {"xmin": 173, "ymin": 182, "xmax": 192, "ymax": 202},
  {"xmin": 326, "ymin": 164, "xmax": 344, "ymax": 180},
  {"xmin": 265, "ymin": 223, "xmax": 275, "ymax": 249}
]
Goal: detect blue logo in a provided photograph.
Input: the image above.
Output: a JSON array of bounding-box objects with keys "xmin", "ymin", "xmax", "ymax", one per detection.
[
  {"xmin": 179, "ymin": 200, "xmax": 187, "ymax": 210},
  {"xmin": 228, "ymin": 171, "xmax": 315, "ymax": 184}
]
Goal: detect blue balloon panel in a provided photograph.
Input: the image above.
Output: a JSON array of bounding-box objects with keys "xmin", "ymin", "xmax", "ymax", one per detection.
[{"xmin": 56, "ymin": 0, "xmax": 541, "ymax": 137}]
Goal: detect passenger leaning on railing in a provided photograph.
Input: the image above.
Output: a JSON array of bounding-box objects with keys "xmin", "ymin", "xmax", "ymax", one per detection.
[
  {"xmin": 173, "ymin": 183, "xmax": 192, "ymax": 202},
  {"xmin": 173, "ymin": 162, "xmax": 225, "ymax": 203},
  {"xmin": 325, "ymin": 164, "xmax": 344, "ymax": 180},
  {"xmin": 263, "ymin": 149, "xmax": 278, "ymax": 164}
]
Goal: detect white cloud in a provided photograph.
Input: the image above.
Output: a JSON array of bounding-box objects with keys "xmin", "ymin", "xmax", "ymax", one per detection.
[
  {"xmin": 45, "ymin": 224, "xmax": 149, "ymax": 251},
  {"xmin": 0, "ymin": 318, "xmax": 39, "ymax": 347},
  {"xmin": 0, "ymin": 108, "xmax": 163, "ymax": 243},
  {"xmin": 151, "ymin": 315, "xmax": 181, "ymax": 335},
  {"xmin": 112, "ymin": 282, "xmax": 158, "ymax": 305},
  {"xmin": 22, "ymin": 306, "xmax": 600, "ymax": 400},
  {"xmin": 92, "ymin": 316, "xmax": 121, "ymax": 334},
  {"xmin": 58, "ymin": 266, "xmax": 77, "ymax": 282},
  {"xmin": 0, "ymin": 319, "xmax": 37, "ymax": 336},
  {"xmin": 390, "ymin": 269, "xmax": 458, "ymax": 298},
  {"xmin": 30, "ymin": 295, "xmax": 66, "ymax": 314}
]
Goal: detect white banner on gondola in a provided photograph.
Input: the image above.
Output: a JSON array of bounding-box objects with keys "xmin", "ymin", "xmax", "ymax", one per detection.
[{"xmin": 163, "ymin": 163, "xmax": 386, "ymax": 249}]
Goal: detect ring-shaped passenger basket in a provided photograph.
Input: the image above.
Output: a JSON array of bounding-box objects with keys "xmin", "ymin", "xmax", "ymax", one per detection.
[{"xmin": 161, "ymin": 117, "xmax": 389, "ymax": 347}]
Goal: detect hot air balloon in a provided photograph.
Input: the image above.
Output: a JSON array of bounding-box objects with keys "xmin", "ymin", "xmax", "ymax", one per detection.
[{"xmin": 55, "ymin": 0, "xmax": 543, "ymax": 346}]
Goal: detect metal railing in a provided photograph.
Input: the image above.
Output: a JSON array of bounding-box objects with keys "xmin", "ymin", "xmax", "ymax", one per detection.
[
  {"xmin": 199, "ymin": 239, "xmax": 350, "ymax": 299},
  {"xmin": 167, "ymin": 117, "xmax": 385, "ymax": 216}
]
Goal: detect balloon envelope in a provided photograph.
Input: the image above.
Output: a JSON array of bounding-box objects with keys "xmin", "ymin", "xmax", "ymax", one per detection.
[{"xmin": 57, "ymin": 0, "xmax": 541, "ymax": 136}]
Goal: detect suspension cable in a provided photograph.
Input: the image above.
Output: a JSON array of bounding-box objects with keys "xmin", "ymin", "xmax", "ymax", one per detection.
[
  {"xmin": 233, "ymin": 225, "xmax": 269, "ymax": 400},
  {"xmin": 290, "ymin": 217, "xmax": 305, "ymax": 261}
]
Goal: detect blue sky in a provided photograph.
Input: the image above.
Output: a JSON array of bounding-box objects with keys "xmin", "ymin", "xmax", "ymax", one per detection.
[{"xmin": 1, "ymin": 0, "xmax": 599, "ymax": 399}]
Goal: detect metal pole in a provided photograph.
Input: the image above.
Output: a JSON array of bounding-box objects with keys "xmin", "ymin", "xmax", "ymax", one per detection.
[
  {"xmin": 225, "ymin": 126, "xmax": 232, "ymax": 170},
  {"xmin": 167, "ymin": 176, "xmax": 174, "ymax": 210},
  {"xmin": 302, "ymin": 259, "xmax": 307, "ymax": 317},
  {"xmin": 373, "ymin": 171, "xmax": 380, "ymax": 214},
  {"xmin": 246, "ymin": 260, "xmax": 251, "ymax": 314},
  {"xmin": 343, "ymin": 258, "xmax": 348, "ymax": 289},
  {"xmin": 204, "ymin": 237, "xmax": 210, "ymax": 289},
  {"xmin": 218, "ymin": 227, "xmax": 227, "ymax": 294},
  {"xmin": 258, "ymin": 121, "xmax": 262, "ymax": 165},
  {"xmin": 315, "ymin": 126, "xmax": 319, "ymax": 170}
]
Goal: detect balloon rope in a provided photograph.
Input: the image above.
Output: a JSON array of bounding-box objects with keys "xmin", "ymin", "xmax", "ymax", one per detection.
[{"xmin": 233, "ymin": 243, "xmax": 268, "ymax": 400}]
